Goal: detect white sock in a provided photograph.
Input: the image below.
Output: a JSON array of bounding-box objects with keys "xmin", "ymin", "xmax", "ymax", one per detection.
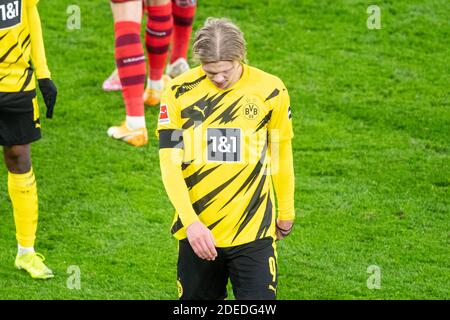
[
  {"xmin": 147, "ymin": 78, "xmax": 163, "ymax": 91},
  {"xmin": 126, "ymin": 116, "xmax": 146, "ymax": 130},
  {"xmin": 18, "ymin": 245, "xmax": 35, "ymax": 256}
]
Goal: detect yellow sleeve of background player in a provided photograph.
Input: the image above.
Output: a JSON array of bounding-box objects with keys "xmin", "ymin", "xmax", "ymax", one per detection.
[
  {"xmin": 26, "ymin": 1, "xmax": 51, "ymax": 79},
  {"xmin": 158, "ymin": 87, "xmax": 200, "ymax": 228}
]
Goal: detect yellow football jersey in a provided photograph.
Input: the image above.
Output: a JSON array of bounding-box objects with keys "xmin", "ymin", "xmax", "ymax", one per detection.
[
  {"xmin": 0, "ymin": 0, "xmax": 39, "ymax": 92},
  {"xmin": 158, "ymin": 64, "xmax": 293, "ymax": 247}
]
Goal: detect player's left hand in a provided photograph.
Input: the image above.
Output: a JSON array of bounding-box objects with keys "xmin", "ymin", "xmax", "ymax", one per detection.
[
  {"xmin": 38, "ymin": 78, "xmax": 57, "ymax": 119},
  {"xmin": 276, "ymin": 219, "xmax": 294, "ymax": 240},
  {"xmin": 186, "ymin": 221, "xmax": 218, "ymax": 261}
]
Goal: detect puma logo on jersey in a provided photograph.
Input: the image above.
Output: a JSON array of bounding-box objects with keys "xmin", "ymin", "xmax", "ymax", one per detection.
[{"xmin": 193, "ymin": 105, "xmax": 206, "ymax": 117}]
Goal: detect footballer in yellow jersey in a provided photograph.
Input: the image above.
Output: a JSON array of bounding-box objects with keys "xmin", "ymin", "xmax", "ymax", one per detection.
[
  {"xmin": 0, "ymin": 0, "xmax": 57, "ymax": 279},
  {"xmin": 158, "ymin": 18, "xmax": 295, "ymax": 299},
  {"xmin": 159, "ymin": 63, "xmax": 293, "ymax": 246}
]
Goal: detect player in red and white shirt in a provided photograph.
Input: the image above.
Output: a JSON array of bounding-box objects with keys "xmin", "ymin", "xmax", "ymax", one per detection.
[{"xmin": 107, "ymin": 0, "xmax": 197, "ymax": 147}]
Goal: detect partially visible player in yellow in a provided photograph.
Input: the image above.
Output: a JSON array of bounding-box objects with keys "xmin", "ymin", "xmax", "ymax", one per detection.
[
  {"xmin": 0, "ymin": 0, "xmax": 57, "ymax": 279},
  {"xmin": 158, "ymin": 18, "xmax": 295, "ymax": 299}
]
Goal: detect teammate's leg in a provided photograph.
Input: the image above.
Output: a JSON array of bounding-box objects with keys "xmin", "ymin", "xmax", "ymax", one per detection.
[
  {"xmin": 0, "ymin": 94, "xmax": 53, "ymax": 280},
  {"xmin": 4, "ymin": 145, "xmax": 36, "ymax": 253},
  {"xmin": 143, "ymin": 0, "xmax": 173, "ymax": 106},
  {"xmin": 227, "ymin": 238, "xmax": 278, "ymax": 300},
  {"xmin": 107, "ymin": 0, "xmax": 148, "ymax": 146},
  {"xmin": 167, "ymin": 0, "xmax": 196, "ymax": 78}
]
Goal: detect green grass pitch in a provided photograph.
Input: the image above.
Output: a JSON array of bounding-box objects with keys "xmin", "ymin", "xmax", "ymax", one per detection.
[{"xmin": 0, "ymin": 0, "xmax": 448, "ymax": 299}]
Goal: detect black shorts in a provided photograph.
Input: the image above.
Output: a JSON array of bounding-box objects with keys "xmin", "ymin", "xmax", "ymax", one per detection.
[
  {"xmin": 177, "ymin": 237, "xmax": 278, "ymax": 300},
  {"xmin": 0, "ymin": 91, "xmax": 41, "ymax": 146}
]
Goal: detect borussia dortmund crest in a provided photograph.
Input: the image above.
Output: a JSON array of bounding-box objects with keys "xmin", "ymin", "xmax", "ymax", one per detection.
[{"xmin": 243, "ymin": 103, "xmax": 259, "ymax": 120}]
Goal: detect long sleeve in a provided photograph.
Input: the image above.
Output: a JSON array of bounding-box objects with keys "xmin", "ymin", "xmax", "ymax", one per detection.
[
  {"xmin": 271, "ymin": 139, "xmax": 295, "ymax": 220},
  {"xmin": 27, "ymin": 4, "xmax": 51, "ymax": 79},
  {"xmin": 159, "ymin": 147, "xmax": 200, "ymax": 228}
]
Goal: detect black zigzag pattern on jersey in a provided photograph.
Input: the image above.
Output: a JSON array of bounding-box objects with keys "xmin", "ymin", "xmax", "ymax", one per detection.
[
  {"xmin": 265, "ymin": 88, "xmax": 280, "ymax": 102},
  {"xmin": 255, "ymin": 110, "xmax": 273, "ymax": 132},
  {"xmin": 210, "ymin": 96, "xmax": 243, "ymax": 125},
  {"xmin": 0, "ymin": 71, "xmax": 10, "ymax": 81},
  {"xmin": 192, "ymin": 166, "xmax": 247, "ymax": 215},
  {"xmin": 182, "ymin": 90, "xmax": 232, "ymax": 129},
  {"xmin": 173, "ymin": 75, "xmax": 207, "ymax": 98},
  {"xmin": 184, "ymin": 165, "xmax": 221, "ymax": 190},
  {"xmin": 1, "ymin": 31, "xmax": 29, "ymax": 74},
  {"xmin": 181, "ymin": 161, "xmax": 193, "ymax": 171},
  {"xmin": 19, "ymin": 62, "xmax": 33, "ymax": 92},
  {"xmin": 0, "ymin": 42, "xmax": 18, "ymax": 64},
  {"xmin": 3, "ymin": 37, "xmax": 31, "ymax": 85},
  {"xmin": 0, "ymin": 29, "xmax": 25, "ymax": 64},
  {"xmin": 219, "ymin": 141, "xmax": 267, "ymax": 211},
  {"xmin": 171, "ymin": 214, "xmax": 225, "ymax": 235},
  {"xmin": 0, "ymin": 31, "xmax": 9, "ymax": 42},
  {"xmin": 232, "ymin": 169, "xmax": 268, "ymax": 243},
  {"xmin": 256, "ymin": 193, "xmax": 273, "ymax": 239},
  {"xmin": 208, "ymin": 216, "xmax": 225, "ymax": 231},
  {"xmin": 7, "ymin": 50, "xmax": 23, "ymax": 67},
  {"xmin": 17, "ymin": 32, "xmax": 30, "ymax": 50},
  {"xmin": 171, "ymin": 218, "xmax": 183, "ymax": 235},
  {"xmin": 17, "ymin": 33, "xmax": 31, "ymax": 59},
  {"xmin": 171, "ymin": 168, "xmax": 246, "ymax": 235}
]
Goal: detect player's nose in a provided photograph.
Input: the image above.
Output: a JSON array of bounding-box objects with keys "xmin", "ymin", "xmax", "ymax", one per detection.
[{"xmin": 213, "ymin": 73, "xmax": 225, "ymax": 84}]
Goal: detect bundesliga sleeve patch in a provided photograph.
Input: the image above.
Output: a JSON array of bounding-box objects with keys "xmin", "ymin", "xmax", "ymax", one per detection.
[{"xmin": 158, "ymin": 104, "xmax": 170, "ymax": 124}]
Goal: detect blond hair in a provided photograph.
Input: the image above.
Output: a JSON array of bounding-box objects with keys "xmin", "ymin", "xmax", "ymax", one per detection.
[{"xmin": 193, "ymin": 17, "xmax": 247, "ymax": 63}]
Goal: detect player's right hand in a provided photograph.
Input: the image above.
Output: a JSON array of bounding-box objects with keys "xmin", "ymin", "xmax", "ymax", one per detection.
[
  {"xmin": 38, "ymin": 78, "xmax": 57, "ymax": 119},
  {"xmin": 186, "ymin": 221, "xmax": 218, "ymax": 261},
  {"xmin": 276, "ymin": 219, "xmax": 294, "ymax": 240}
]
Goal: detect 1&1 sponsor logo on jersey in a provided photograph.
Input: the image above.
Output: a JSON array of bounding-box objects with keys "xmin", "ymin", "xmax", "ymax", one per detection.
[{"xmin": 0, "ymin": 0, "xmax": 22, "ymax": 30}]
